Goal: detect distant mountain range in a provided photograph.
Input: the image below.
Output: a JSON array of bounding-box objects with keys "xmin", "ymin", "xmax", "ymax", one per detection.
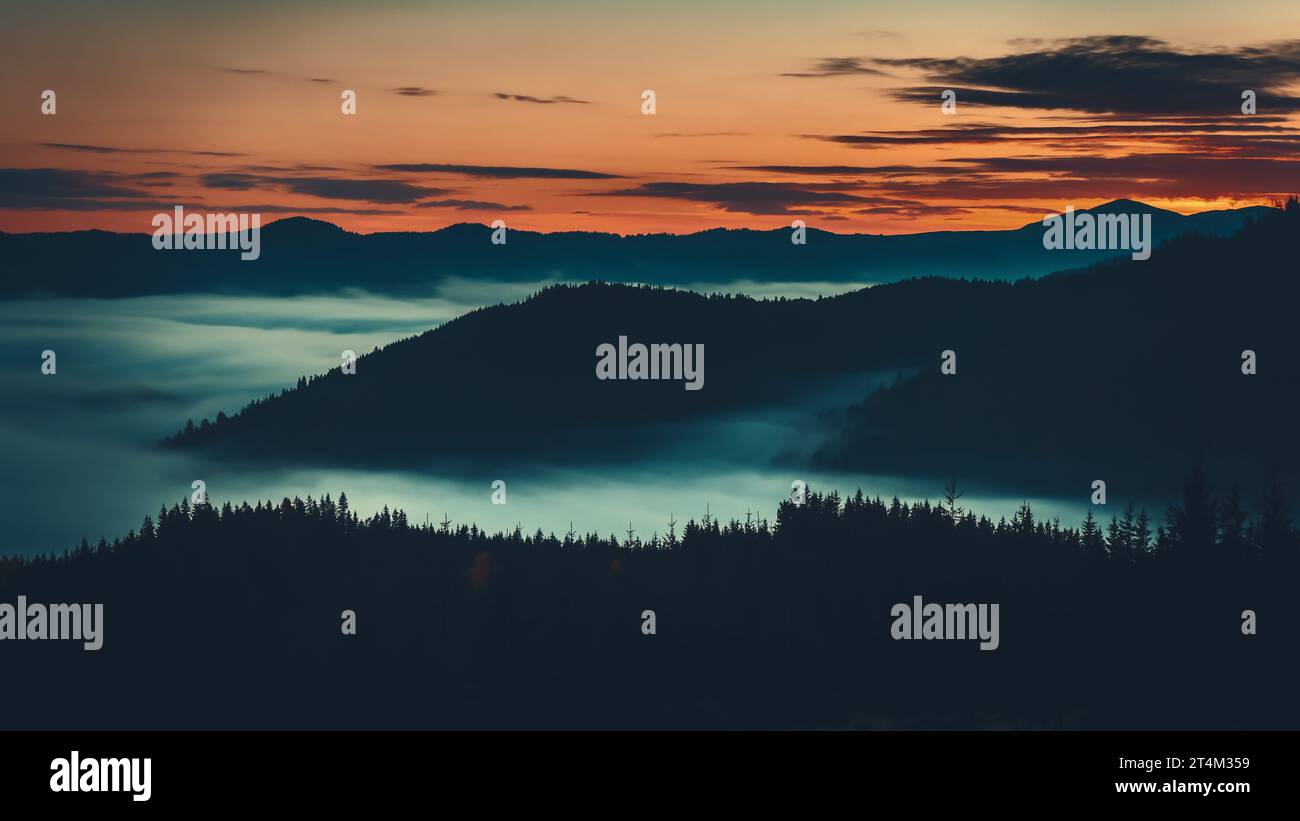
[
  {"xmin": 167, "ymin": 204, "xmax": 1300, "ymax": 497},
  {"xmin": 1, "ymin": 200, "xmax": 1274, "ymax": 297}
]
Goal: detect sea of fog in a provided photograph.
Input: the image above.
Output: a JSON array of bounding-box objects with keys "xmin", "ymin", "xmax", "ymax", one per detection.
[{"xmin": 0, "ymin": 279, "xmax": 1097, "ymax": 558}]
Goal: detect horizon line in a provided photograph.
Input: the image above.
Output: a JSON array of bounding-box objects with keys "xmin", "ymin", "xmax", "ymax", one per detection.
[{"xmin": 2, "ymin": 198, "xmax": 1278, "ymax": 240}]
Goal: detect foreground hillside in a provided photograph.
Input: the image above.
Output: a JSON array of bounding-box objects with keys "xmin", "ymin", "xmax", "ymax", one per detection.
[{"xmin": 1, "ymin": 480, "xmax": 1295, "ymax": 729}]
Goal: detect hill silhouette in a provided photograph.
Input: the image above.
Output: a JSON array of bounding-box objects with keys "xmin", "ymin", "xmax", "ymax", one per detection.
[
  {"xmin": 1, "ymin": 480, "xmax": 1295, "ymax": 729},
  {"xmin": 0, "ymin": 200, "xmax": 1272, "ymax": 298},
  {"xmin": 166, "ymin": 202, "xmax": 1300, "ymax": 497},
  {"xmin": 815, "ymin": 200, "xmax": 1300, "ymax": 494}
]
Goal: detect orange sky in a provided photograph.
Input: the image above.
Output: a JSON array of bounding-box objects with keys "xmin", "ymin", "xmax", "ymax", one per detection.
[{"xmin": 2, "ymin": 0, "xmax": 1298, "ymax": 235}]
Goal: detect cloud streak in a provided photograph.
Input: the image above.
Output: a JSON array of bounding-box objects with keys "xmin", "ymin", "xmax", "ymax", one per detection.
[
  {"xmin": 39, "ymin": 143, "xmax": 245, "ymax": 158},
  {"xmin": 373, "ymin": 163, "xmax": 623, "ymax": 180},
  {"xmin": 414, "ymin": 199, "xmax": 532, "ymax": 211},
  {"xmin": 591, "ymin": 181, "xmax": 914, "ymax": 215},
  {"xmin": 781, "ymin": 57, "xmax": 888, "ymax": 78},
  {"xmin": 390, "ymin": 86, "xmax": 439, "ymax": 97},
  {"xmin": 494, "ymin": 93, "xmax": 591, "ymax": 105},
  {"xmin": 199, "ymin": 172, "xmax": 454, "ymax": 204}
]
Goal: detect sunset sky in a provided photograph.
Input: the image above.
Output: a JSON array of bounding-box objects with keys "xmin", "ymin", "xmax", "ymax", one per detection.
[{"xmin": 2, "ymin": 0, "xmax": 1299, "ymax": 235}]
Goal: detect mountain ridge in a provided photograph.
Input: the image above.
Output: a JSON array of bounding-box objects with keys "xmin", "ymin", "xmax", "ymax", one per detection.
[
  {"xmin": 164, "ymin": 204, "xmax": 1300, "ymax": 496},
  {"xmin": 0, "ymin": 200, "xmax": 1274, "ymax": 298}
]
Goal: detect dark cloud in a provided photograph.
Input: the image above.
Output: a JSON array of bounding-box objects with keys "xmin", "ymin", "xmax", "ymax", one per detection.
[
  {"xmin": 845, "ymin": 201, "xmax": 1044, "ymax": 218},
  {"xmin": 590, "ymin": 181, "xmax": 899, "ymax": 215},
  {"xmin": 217, "ymin": 66, "xmax": 342, "ymax": 86},
  {"xmin": 0, "ymin": 197, "xmax": 184, "ymax": 212},
  {"xmin": 906, "ymin": 154, "xmax": 1300, "ymax": 200},
  {"xmin": 730, "ymin": 164, "xmax": 953, "ymax": 176},
  {"xmin": 804, "ymin": 121, "xmax": 1300, "ymax": 158},
  {"xmin": 39, "ymin": 143, "xmax": 132, "ymax": 154},
  {"xmin": 219, "ymin": 204, "xmax": 402, "ymax": 215},
  {"xmin": 415, "ymin": 199, "xmax": 532, "ymax": 211},
  {"xmin": 199, "ymin": 172, "xmax": 454, "ymax": 204},
  {"xmin": 781, "ymin": 57, "xmax": 889, "ymax": 78},
  {"xmin": 591, "ymin": 154, "xmax": 1298, "ymax": 215},
  {"xmin": 853, "ymin": 204, "xmax": 972, "ymax": 217},
  {"xmin": 493, "ymin": 93, "xmax": 591, "ymax": 105},
  {"xmin": 39, "ymin": 143, "xmax": 245, "ymax": 157},
  {"xmin": 280, "ymin": 178, "xmax": 451, "ymax": 203},
  {"xmin": 1078, "ymin": 114, "xmax": 1295, "ymax": 124},
  {"xmin": 852, "ymin": 151, "xmax": 1300, "ymax": 202},
  {"xmin": 0, "ymin": 169, "xmax": 416, "ymax": 214},
  {"xmin": 798, "ymin": 35, "xmax": 1300, "ymax": 115},
  {"xmin": 373, "ymin": 163, "xmax": 624, "ymax": 180},
  {"xmin": 199, "ymin": 173, "xmax": 273, "ymax": 190},
  {"xmin": 234, "ymin": 164, "xmax": 346, "ymax": 173},
  {"xmin": 0, "ymin": 168, "xmax": 160, "ymax": 209},
  {"xmin": 390, "ymin": 86, "xmax": 438, "ymax": 97},
  {"xmin": 790, "ymin": 114, "xmax": 1300, "ymax": 201}
]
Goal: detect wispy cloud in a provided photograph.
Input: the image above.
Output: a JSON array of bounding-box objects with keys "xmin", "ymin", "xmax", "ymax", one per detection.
[
  {"xmin": 805, "ymin": 121, "xmax": 1300, "ymax": 149},
  {"xmin": 781, "ymin": 57, "xmax": 888, "ymax": 78},
  {"xmin": 39, "ymin": 143, "xmax": 135, "ymax": 155},
  {"xmin": 234, "ymin": 204, "xmax": 403, "ymax": 215},
  {"xmin": 494, "ymin": 93, "xmax": 591, "ymax": 105},
  {"xmin": 390, "ymin": 86, "xmax": 439, "ymax": 97},
  {"xmin": 590, "ymin": 181, "xmax": 894, "ymax": 215},
  {"xmin": 39, "ymin": 143, "xmax": 245, "ymax": 158},
  {"xmin": 199, "ymin": 172, "xmax": 456, "ymax": 204},
  {"xmin": 373, "ymin": 163, "xmax": 623, "ymax": 180},
  {"xmin": 414, "ymin": 199, "xmax": 533, "ymax": 211}
]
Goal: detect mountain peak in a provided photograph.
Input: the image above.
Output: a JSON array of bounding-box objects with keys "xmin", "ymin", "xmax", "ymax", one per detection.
[
  {"xmin": 1019, "ymin": 199, "xmax": 1186, "ymax": 230},
  {"xmin": 264, "ymin": 216, "xmax": 351, "ymax": 235},
  {"xmin": 1090, "ymin": 198, "xmax": 1169, "ymax": 215}
]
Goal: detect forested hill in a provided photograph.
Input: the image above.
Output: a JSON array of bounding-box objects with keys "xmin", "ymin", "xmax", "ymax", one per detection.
[
  {"xmin": 1, "ymin": 483, "xmax": 1296, "ymax": 729},
  {"xmin": 166, "ymin": 204, "xmax": 1300, "ymax": 496},
  {"xmin": 814, "ymin": 200, "xmax": 1300, "ymax": 493}
]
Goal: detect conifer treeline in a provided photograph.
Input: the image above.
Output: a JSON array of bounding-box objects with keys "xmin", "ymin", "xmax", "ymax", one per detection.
[
  {"xmin": 8, "ymin": 467, "xmax": 1292, "ymax": 569},
  {"xmin": 1, "ymin": 471, "xmax": 1295, "ymax": 730}
]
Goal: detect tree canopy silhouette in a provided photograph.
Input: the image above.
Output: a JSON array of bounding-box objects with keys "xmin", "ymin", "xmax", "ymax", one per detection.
[{"xmin": 2, "ymin": 472, "xmax": 1295, "ymax": 730}]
